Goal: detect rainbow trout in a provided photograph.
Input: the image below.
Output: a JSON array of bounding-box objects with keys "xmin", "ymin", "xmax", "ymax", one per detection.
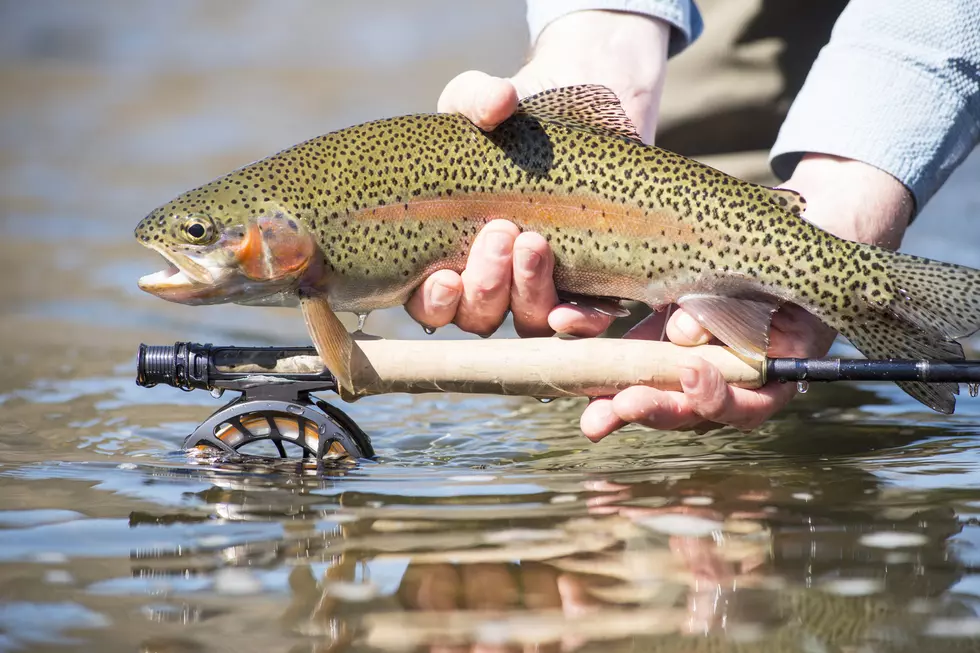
[{"xmin": 135, "ymin": 86, "xmax": 980, "ymax": 412}]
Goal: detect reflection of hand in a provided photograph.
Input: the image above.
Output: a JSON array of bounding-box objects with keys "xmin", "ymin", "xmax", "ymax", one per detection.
[
  {"xmin": 397, "ymin": 560, "xmax": 603, "ymax": 652},
  {"xmin": 584, "ymin": 479, "xmax": 771, "ymax": 635}
]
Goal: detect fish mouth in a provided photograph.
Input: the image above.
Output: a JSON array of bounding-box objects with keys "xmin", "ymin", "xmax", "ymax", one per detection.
[{"xmin": 138, "ymin": 246, "xmax": 215, "ymax": 296}]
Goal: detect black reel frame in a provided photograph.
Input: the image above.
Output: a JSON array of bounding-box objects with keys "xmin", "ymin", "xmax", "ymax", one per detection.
[{"xmin": 136, "ymin": 343, "xmax": 375, "ymax": 461}]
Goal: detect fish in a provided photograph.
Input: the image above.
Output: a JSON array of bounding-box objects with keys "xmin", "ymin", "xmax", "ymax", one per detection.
[{"xmin": 135, "ymin": 85, "xmax": 980, "ymax": 412}]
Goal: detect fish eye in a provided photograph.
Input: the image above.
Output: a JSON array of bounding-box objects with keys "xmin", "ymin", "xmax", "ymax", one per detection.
[{"xmin": 181, "ymin": 215, "xmax": 216, "ymax": 245}]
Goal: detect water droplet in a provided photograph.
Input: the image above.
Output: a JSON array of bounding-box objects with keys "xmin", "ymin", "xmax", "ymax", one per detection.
[
  {"xmin": 969, "ymin": 382, "xmax": 979, "ymax": 398},
  {"xmin": 355, "ymin": 312, "xmax": 368, "ymax": 333},
  {"xmin": 796, "ymin": 380, "xmax": 809, "ymax": 394},
  {"xmin": 422, "ymin": 325, "xmax": 436, "ymax": 335},
  {"xmin": 535, "ymin": 397, "xmax": 555, "ymax": 404},
  {"xmin": 210, "ymin": 387, "xmax": 225, "ymax": 399}
]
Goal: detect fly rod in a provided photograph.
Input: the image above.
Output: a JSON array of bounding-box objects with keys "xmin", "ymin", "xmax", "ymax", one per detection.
[
  {"xmin": 137, "ymin": 340, "xmax": 980, "ymax": 399},
  {"xmin": 135, "ymin": 341, "xmax": 980, "ymax": 462}
]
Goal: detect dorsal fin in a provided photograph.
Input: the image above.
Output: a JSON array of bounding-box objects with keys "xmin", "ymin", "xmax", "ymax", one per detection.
[
  {"xmin": 765, "ymin": 187, "xmax": 808, "ymax": 217},
  {"xmin": 516, "ymin": 85, "xmax": 643, "ymax": 143}
]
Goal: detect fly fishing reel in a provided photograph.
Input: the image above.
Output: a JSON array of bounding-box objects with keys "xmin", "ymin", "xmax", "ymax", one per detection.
[{"xmin": 136, "ymin": 343, "xmax": 375, "ymax": 461}]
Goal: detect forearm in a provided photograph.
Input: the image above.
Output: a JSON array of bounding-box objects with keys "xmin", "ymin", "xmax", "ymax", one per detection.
[
  {"xmin": 518, "ymin": 11, "xmax": 671, "ymax": 142},
  {"xmin": 780, "ymin": 154, "xmax": 913, "ymax": 250},
  {"xmin": 520, "ymin": 2, "xmax": 703, "ymax": 144},
  {"xmin": 526, "ymin": 0, "xmax": 703, "ymax": 57},
  {"xmin": 771, "ymin": 0, "xmax": 980, "ymax": 220}
]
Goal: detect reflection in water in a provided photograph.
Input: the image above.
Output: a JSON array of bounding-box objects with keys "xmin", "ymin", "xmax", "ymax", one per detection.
[
  {"xmin": 114, "ymin": 457, "xmax": 980, "ymax": 652},
  {"xmin": 1, "ymin": 0, "xmax": 980, "ymax": 651}
]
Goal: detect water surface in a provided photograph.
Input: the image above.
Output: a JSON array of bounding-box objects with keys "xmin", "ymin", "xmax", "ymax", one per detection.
[{"xmin": 2, "ymin": 2, "xmax": 980, "ymax": 651}]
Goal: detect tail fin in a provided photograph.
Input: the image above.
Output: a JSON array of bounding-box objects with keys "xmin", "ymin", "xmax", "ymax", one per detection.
[{"xmin": 838, "ymin": 251, "xmax": 980, "ymax": 414}]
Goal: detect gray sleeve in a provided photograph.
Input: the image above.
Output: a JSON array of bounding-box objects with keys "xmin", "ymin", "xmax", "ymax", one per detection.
[
  {"xmin": 770, "ymin": 0, "xmax": 980, "ymax": 213},
  {"xmin": 526, "ymin": 0, "xmax": 703, "ymax": 57}
]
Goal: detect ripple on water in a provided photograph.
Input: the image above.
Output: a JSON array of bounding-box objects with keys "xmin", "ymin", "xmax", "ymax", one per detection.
[{"xmin": 0, "ymin": 602, "xmax": 109, "ymax": 649}]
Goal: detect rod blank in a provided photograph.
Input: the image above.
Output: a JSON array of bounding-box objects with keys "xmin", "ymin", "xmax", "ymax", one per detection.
[{"xmin": 767, "ymin": 359, "xmax": 980, "ymax": 383}]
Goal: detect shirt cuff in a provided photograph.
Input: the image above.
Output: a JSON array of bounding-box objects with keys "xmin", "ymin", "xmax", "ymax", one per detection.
[
  {"xmin": 770, "ymin": 46, "xmax": 980, "ymax": 213},
  {"xmin": 526, "ymin": 0, "xmax": 703, "ymax": 58}
]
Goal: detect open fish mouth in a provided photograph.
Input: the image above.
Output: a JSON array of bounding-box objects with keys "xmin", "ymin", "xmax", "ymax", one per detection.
[
  {"xmin": 138, "ymin": 247, "xmax": 214, "ymax": 293},
  {"xmin": 138, "ymin": 260, "xmax": 189, "ymax": 289}
]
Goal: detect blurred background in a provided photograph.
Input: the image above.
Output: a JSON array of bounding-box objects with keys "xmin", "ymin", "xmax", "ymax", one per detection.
[{"xmin": 1, "ymin": 1, "xmax": 980, "ymax": 652}]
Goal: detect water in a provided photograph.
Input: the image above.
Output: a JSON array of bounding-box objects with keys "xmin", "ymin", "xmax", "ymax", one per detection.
[{"xmin": 1, "ymin": 1, "xmax": 980, "ymax": 651}]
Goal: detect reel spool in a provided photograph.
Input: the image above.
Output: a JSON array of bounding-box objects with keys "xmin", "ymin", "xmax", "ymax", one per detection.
[
  {"xmin": 186, "ymin": 395, "xmax": 369, "ymax": 461},
  {"xmin": 136, "ymin": 343, "xmax": 375, "ymax": 461}
]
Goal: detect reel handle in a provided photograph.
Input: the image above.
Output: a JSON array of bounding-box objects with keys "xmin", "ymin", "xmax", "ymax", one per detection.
[{"xmin": 341, "ymin": 338, "xmax": 763, "ymax": 399}]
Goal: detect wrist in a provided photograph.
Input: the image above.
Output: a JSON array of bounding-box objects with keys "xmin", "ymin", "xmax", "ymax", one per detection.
[
  {"xmin": 517, "ymin": 11, "xmax": 671, "ymax": 143},
  {"xmin": 779, "ymin": 154, "xmax": 913, "ymax": 250}
]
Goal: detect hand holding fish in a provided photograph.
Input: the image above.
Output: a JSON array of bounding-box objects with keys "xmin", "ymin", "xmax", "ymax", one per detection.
[
  {"xmin": 406, "ymin": 9, "xmax": 674, "ymax": 340},
  {"xmin": 405, "ymin": 13, "xmax": 921, "ymax": 440}
]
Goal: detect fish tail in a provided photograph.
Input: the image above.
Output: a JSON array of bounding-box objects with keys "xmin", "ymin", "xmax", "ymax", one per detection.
[{"xmin": 834, "ymin": 249, "xmax": 980, "ymax": 413}]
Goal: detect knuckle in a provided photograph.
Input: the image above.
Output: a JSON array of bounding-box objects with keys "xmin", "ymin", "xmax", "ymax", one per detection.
[
  {"xmin": 471, "ymin": 280, "xmax": 508, "ymax": 302},
  {"xmin": 698, "ymin": 395, "xmax": 728, "ymax": 422}
]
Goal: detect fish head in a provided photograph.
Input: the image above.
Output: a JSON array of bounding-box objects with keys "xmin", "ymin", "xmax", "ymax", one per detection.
[{"xmin": 135, "ymin": 184, "xmax": 319, "ymax": 306}]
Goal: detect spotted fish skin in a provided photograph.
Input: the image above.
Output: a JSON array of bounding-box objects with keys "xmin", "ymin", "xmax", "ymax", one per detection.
[{"xmin": 135, "ymin": 86, "xmax": 980, "ymax": 413}]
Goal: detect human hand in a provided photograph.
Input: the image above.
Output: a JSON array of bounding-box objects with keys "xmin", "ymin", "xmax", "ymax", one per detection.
[
  {"xmin": 395, "ymin": 560, "xmax": 605, "ymax": 651},
  {"xmin": 432, "ymin": 10, "xmax": 672, "ymax": 142},
  {"xmin": 408, "ymin": 12, "xmax": 913, "ymax": 440},
  {"xmin": 578, "ymin": 155, "xmax": 912, "ymax": 438},
  {"xmin": 406, "ymin": 10, "xmax": 672, "ymax": 337}
]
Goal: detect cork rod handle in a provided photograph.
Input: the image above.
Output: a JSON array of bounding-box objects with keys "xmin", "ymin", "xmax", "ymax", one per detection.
[{"xmin": 339, "ymin": 338, "xmax": 765, "ymax": 399}]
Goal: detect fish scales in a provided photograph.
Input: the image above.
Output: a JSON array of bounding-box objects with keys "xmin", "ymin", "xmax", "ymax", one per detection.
[
  {"xmin": 135, "ymin": 85, "xmax": 980, "ymax": 412},
  {"xmin": 141, "ymin": 112, "xmax": 852, "ymax": 313}
]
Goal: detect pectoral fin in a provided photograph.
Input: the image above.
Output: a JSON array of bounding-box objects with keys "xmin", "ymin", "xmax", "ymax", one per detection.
[
  {"xmin": 300, "ymin": 293, "xmax": 355, "ymax": 393},
  {"xmin": 557, "ymin": 292, "xmax": 632, "ymax": 318},
  {"xmin": 677, "ymin": 294, "xmax": 781, "ymax": 360}
]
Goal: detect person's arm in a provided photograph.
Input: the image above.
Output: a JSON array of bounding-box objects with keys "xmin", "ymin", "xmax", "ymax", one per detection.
[
  {"xmin": 592, "ymin": 0, "xmax": 980, "ymax": 439},
  {"xmin": 408, "ymin": 1, "xmax": 979, "ymax": 441},
  {"xmin": 771, "ymin": 0, "xmax": 980, "ymax": 236}
]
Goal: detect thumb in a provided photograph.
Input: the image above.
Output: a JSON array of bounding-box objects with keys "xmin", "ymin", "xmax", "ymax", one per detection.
[
  {"xmin": 436, "ymin": 70, "xmax": 519, "ymax": 131},
  {"xmin": 666, "ymin": 308, "xmax": 713, "ymax": 346}
]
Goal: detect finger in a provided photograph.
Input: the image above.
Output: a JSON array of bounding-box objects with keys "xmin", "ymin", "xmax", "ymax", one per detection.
[
  {"xmin": 609, "ymin": 385, "xmax": 702, "ymax": 432},
  {"xmin": 579, "ymin": 397, "xmax": 627, "ymax": 442},
  {"xmin": 665, "ymin": 308, "xmax": 713, "ymax": 346},
  {"xmin": 547, "ymin": 305, "xmax": 615, "ymax": 337},
  {"xmin": 510, "ymin": 232, "xmax": 558, "ymax": 338},
  {"xmin": 678, "ymin": 357, "xmax": 796, "ymax": 431},
  {"xmin": 770, "ymin": 304, "xmax": 837, "ymax": 356},
  {"xmin": 454, "ymin": 220, "xmax": 520, "ymax": 336},
  {"xmin": 437, "ymin": 70, "xmax": 519, "ymax": 131},
  {"xmin": 404, "ymin": 269, "xmax": 463, "ymax": 329}
]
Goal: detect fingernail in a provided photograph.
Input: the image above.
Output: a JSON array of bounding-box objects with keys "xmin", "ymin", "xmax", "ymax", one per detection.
[
  {"xmin": 676, "ymin": 312, "xmax": 706, "ymax": 342},
  {"xmin": 516, "ymin": 247, "xmax": 542, "ymax": 275},
  {"xmin": 485, "ymin": 230, "xmax": 513, "ymax": 257},
  {"xmin": 430, "ymin": 280, "xmax": 458, "ymax": 308},
  {"xmin": 581, "ymin": 401, "xmax": 613, "ymax": 442},
  {"xmin": 679, "ymin": 365, "xmax": 699, "ymax": 391}
]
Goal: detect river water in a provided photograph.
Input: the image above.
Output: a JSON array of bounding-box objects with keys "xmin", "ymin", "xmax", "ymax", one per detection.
[{"xmin": 2, "ymin": 2, "xmax": 980, "ymax": 652}]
